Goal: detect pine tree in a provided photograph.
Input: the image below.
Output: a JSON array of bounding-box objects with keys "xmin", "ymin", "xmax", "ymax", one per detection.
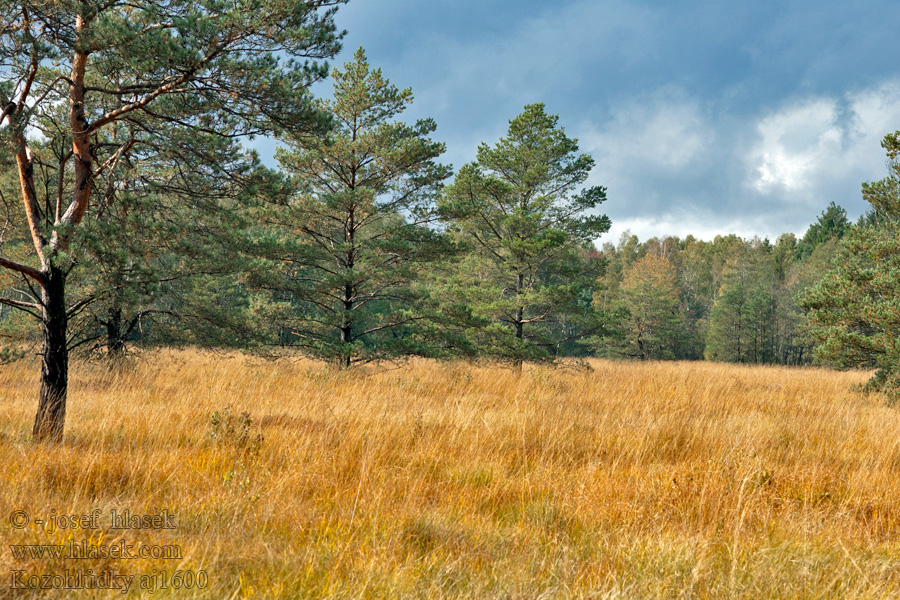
[
  {"xmin": 801, "ymin": 131, "xmax": 900, "ymax": 400},
  {"xmin": 0, "ymin": 0, "xmax": 344, "ymax": 440},
  {"xmin": 795, "ymin": 202, "xmax": 850, "ymax": 260},
  {"xmin": 437, "ymin": 103, "xmax": 610, "ymax": 366},
  {"xmin": 249, "ymin": 48, "xmax": 453, "ymax": 367}
]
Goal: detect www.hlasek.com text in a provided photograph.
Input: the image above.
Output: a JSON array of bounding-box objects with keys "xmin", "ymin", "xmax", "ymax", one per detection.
[{"xmin": 10, "ymin": 538, "xmax": 183, "ymax": 560}]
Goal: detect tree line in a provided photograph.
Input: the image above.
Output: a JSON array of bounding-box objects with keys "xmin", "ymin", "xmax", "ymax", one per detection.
[
  {"xmin": 2, "ymin": 1, "xmax": 900, "ymax": 443},
  {"xmin": 593, "ymin": 201, "xmax": 849, "ymax": 365}
]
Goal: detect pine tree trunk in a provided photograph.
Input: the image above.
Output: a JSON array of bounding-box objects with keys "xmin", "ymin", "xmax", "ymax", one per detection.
[
  {"xmin": 339, "ymin": 203, "xmax": 355, "ymax": 370},
  {"xmin": 339, "ymin": 320, "xmax": 352, "ymax": 369},
  {"xmin": 106, "ymin": 306, "xmax": 126, "ymax": 359},
  {"xmin": 513, "ymin": 272, "xmax": 525, "ymax": 371},
  {"xmin": 513, "ymin": 316, "xmax": 524, "ymax": 372},
  {"xmin": 33, "ymin": 265, "xmax": 68, "ymax": 442},
  {"xmin": 339, "ymin": 282, "xmax": 353, "ymax": 369}
]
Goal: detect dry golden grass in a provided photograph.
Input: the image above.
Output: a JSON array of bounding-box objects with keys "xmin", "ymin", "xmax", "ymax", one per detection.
[{"xmin": 1, "ymin": 351, "xmax": 899, "ymax": 598}]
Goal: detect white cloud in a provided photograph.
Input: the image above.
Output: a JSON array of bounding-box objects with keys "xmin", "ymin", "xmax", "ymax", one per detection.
[
  {"xmin": 750, "ymin": 98, "xmax": 841, "ymax": 193},
  {"xmin": 746, "ymin": 81, "xmax": 900, "ymax": 204},
  {"xmin": 847, "ymin": 81, "xmax": 900, "ymax": 143},
  {"xmin": 601, "ymin": 213, "xmax": 775, "ymax": 245},
  {"xmin": 579, "ymin": 90, "xmax": 718, "ymax": 219},
  {"xmin": 584, "ymin": 92, "xmax": 714, "ymax": 174}
]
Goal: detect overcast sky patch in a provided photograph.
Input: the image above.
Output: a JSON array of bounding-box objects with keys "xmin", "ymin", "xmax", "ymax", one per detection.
[{"xmin": 263, "ymin": 0, "xmax": 900, "ymax": 243}]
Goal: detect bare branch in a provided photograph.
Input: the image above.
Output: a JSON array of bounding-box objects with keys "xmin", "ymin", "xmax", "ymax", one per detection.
[
  {"xmin": 91, "ymin": 138, "xmax": 135, "ymax": 179},
  {"xmin": 353, "ymin": 316, "xmax": 423, "ymax": 340},
  {"xmin": 0, "ymin": 296, "xmax": 40, "ymax": 311},
  {"xmin": 0, "ymin": 255, "xmax": 45, "ymax": 283},
  {"xmin": 65, "ymin": 295, "xmax": 95, "ymax": 318},
  {"xmin": 14, "ymin": 142, "xmax": 48, "ymax": 265},
  {"xmin": 67, "ymin": 334, "xmax": 103, "ymax": 353},
  {"xmin": 86, "ymin": 44, "xmax": 224, "ymax": 136},
  {"xmin": 26, "ymin": 76, "xmax": 70, "ymax": 115}
]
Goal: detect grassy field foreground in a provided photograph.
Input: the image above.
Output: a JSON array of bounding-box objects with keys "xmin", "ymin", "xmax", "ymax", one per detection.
[{"xmin": 1, "ymin": 351, "xmax": 899, "ymax": 598}]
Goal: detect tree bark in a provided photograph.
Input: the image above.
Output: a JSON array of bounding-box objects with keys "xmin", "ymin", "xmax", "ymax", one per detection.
[
  {"xmin": 513, "ymin": 272, "xmax": 525, "ymax": 371},
  {"xmin": 106, "ymin": 306, "xmax": 126, "ymax": 359},
  {"xmin": 338, "ymin": 203, "xmax": 355, "ymax": 369},
  {"xmin": 33, "ymin": 265, "xmax": 68, "ymax": 442},
  {"xmin": 339, "ymin": 300, "xmax": 352, "ymax": 369}
]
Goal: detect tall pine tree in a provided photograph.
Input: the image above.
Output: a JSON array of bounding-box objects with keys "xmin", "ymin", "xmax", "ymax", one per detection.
[
  {"xmin": 249, "ymin": 48, "xmax": 452, "ymax": 367},
  {"xmin": 437, "ymin": 103, "xmax": 610, "ymax": 367}
]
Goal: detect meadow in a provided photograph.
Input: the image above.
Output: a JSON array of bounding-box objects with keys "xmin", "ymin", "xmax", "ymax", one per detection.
[{"xmin": 1, "ymin": 351, "xmax": 899, "ymax": 599}]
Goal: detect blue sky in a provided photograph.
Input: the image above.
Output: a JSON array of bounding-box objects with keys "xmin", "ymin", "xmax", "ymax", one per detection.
[{"xmin": 253, "ymin": 0, "xmax": 900, "ymax": 243}]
